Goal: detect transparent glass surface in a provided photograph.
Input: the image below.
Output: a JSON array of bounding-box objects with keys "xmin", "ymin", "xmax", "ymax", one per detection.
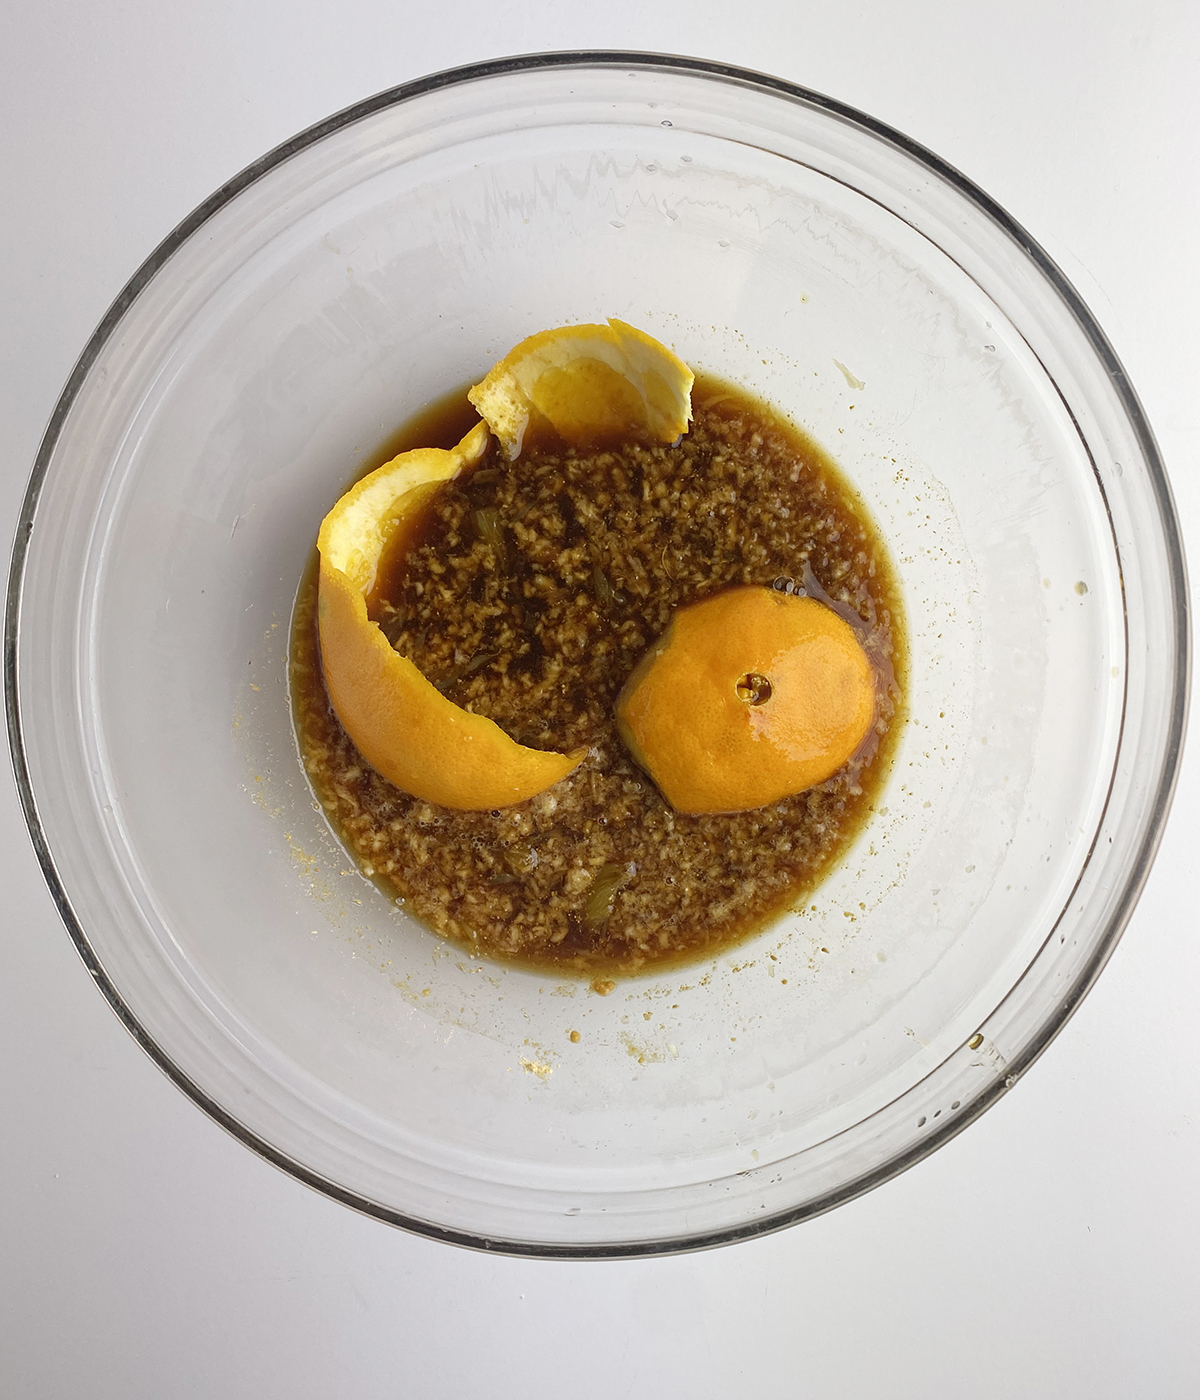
[{"xmin": 6, "ymin": 55, "xmax": 1188, "ymax": 1255}]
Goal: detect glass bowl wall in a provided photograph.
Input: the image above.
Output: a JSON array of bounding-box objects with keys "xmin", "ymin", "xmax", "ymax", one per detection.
[{"xmin": 6, "ymin": 54, "xmax": 1188, "ymax": 1255}]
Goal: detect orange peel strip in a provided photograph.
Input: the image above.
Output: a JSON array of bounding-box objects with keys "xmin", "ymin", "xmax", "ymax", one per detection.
[
  {"xmin": 317, "ymin": 422, "xmax": 585, "ymax": 810},
  {"xmin": 616, "ymin": 586, "xmax": 876, "ymax": 814},
  {"xmin": 468, "ymin": 318, "xmax": 694, "ymax": 459}
]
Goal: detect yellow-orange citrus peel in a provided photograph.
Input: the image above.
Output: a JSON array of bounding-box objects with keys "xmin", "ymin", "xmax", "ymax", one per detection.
[
  {"xmin": 616, "ymin": 586, "xmax": 875, "ymax": 814},
  {"xmin": 317, "ymin": 421, "xmax": 585, "ymax": 810},
  {"xmin": 467, "ymin": 319, "xmax": 694, "ymax": 459}
]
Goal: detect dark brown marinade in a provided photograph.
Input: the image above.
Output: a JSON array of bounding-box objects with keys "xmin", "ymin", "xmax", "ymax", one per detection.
[{"xmin": 290, "ymin": 374, "xmax": 906, "ymax": 977}]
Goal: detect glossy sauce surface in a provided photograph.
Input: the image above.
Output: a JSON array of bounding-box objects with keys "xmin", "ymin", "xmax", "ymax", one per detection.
[{"xmin": 291, "ymin": 376, "xmax": 906, "ymax": 977}]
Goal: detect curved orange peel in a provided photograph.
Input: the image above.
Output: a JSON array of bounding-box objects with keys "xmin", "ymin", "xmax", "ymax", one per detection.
[
  {"xmin": 616, "ymin": 586, "xmax": 875, "ymax": 814},
  {"xmin": 317, "ymin": 421, "xmax": 585, "ymax": 810},
  {"xmin": 468, "ymin": 319, "xmax": 694, "ymax": 459}
]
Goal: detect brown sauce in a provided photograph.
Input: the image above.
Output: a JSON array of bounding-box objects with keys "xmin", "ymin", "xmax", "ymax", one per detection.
[{"xmin": 290, "ymin": 375, "xmax": 906, "ymax": 977}]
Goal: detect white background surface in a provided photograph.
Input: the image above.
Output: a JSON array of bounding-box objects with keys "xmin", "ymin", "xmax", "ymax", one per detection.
[{"xmin": 2, "ymin": 3, "xmax": 1197, "ymax": 1397}]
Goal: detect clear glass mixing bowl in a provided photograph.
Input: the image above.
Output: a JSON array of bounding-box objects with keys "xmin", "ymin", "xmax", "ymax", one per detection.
[{"xmin": 6, "ymin": 54, "xmax": 1189, "ymax": 1256}]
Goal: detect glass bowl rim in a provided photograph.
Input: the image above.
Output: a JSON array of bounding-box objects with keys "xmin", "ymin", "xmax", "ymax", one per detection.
[{"xmin": 4, "ymin": 49, "xmax": 1190, "ymax": 1258}]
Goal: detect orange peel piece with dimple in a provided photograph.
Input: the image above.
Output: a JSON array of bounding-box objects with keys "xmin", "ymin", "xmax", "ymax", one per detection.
[
  {"xmin": 616, "ymin": 586, "xmax": 876, "ymax": 815},
  {"xmin": 468, "ymin": 318, "xmax": 694, "ymax": 459},
  {"xmin": 317, "ymin": 421, "xmax": 585, "ymax": 811}
]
